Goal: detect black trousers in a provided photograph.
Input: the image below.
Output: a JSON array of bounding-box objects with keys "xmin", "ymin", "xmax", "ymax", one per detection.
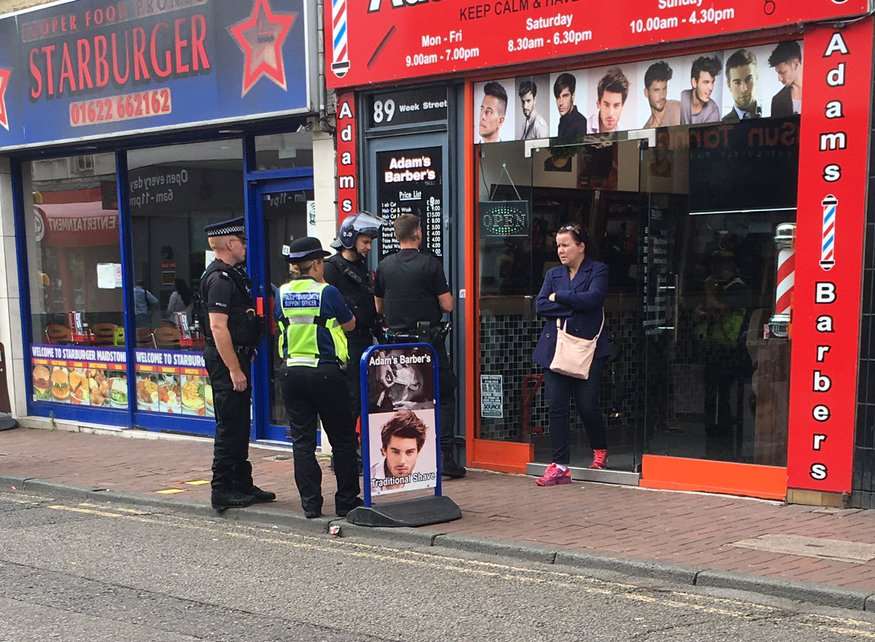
[
  {"xmin": 544, "ymin": 357, "xmax": 607, "ymax": 465},
  {"xmin": 281, "ymin": 364, "xmax": 361, "ymax": 513},
  {"xmin": 433, "ymin": 340, "xmax": 457, "ymax": 450},
  {"xmin": 346, "ymin": 334, "xmax": 374, "ymax": 422},
  {"xmin": 204, "ymin": 346, "xmax": 252, "ymax": 493}
]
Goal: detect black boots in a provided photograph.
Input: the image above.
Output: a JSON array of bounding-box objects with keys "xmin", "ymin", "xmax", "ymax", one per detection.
[
  {"xmin": 212, "ymin": 462, "xmax": 276, "ymax": 513},
  {"xmin": 441, "ymin": 447, "xmax": 466, "ymax": 479},
  {"xmin": 236, "ymin": 462, "xmax": 276, "ymax": 503},
  {"xmin": 211, "ymin": 489, "xmax": 256, "ymax": 513}
]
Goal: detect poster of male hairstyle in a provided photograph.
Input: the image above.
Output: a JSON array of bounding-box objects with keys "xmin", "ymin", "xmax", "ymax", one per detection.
[
  {"xmin": 474, "ymin": 79, "xmax": 515, "ymax": 144},
  {"xmin": 365, "ymin": 346, "xmax": 438, "ymax": 497},
  {"xmin": 515, "ymin": 76, "xmax": 550, "ymax": 140}
]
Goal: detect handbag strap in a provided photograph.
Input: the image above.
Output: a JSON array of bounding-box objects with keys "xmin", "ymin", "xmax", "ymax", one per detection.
[{"xmin": 555, "ymin": 310, "xmax": 606, "ymax": 339}]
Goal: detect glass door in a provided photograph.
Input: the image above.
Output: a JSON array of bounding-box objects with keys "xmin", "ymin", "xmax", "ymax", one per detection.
[{"xmin": 250, "ymin": 179, "xmax": 313, "ymax": 442}]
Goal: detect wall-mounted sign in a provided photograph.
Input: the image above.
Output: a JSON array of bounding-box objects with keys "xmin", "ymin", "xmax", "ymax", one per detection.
[
  {"xmin": 787, "ymin": 22, "xmax": 873, "ymax": 495},
  {"xmin": 377, "ymin": 146, "xmax": 443, "ymax": 258},
  {"xmin": 480, "ymin": 201, "xmax": 530, "ymax": 238},
  {"xmin": 336, "ymin": 92, "xmax": 359, "ymax": 218},
  {"xmin": 325, "ymin": 0, "xmax": 867, "ymax": 89},
  {"xmin": 480, "ymin": 374, "xmax": 503, "ymax": 419},
  {"xmin": 367, "ymin": 86, "xmax": 448, "ymax": 129},
  {"xmin": 0, "ymin": 0, "xmax": 314, "ymax": 150}
]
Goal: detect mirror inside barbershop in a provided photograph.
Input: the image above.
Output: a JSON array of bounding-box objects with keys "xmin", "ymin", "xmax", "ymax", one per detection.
[{"xmin": 476, "ymin": 117, "xmax": 799, "ymax": 472}]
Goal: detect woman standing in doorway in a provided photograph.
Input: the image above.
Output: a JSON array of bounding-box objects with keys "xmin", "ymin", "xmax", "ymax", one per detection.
[{"xmin": 533, "ymin": 224, "xmax": 610, "ymax": 486}]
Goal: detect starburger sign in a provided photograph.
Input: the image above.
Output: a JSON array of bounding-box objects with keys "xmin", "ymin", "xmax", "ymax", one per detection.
[
  {"xmin": 0, "ymin": 0, "xmax": 315, "ymax": 150},
  {"xmin": 325, "ymin": 0, "xmax": 871, "ymax": 89}
]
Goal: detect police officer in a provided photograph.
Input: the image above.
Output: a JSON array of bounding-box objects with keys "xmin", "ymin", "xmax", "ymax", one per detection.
[
  {"xmin": 324, "ymin": 212, "xmax": 385, "ymax": 424},
  {"xmin": 374, "ymin": 213, "xmax": 466, "ymax": 478},
  {"xmin": 278, "ymin": 237, "xmax": 362, "ymax": 518},
  {"xmin": 201, "ymin": 217, "xmax": 275, "ymax": 512}
]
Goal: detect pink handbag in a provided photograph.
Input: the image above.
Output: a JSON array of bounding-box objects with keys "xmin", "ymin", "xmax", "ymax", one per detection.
[{"xmin": 549, "ymin": 312, "xmax": 605, "ymax": 380}]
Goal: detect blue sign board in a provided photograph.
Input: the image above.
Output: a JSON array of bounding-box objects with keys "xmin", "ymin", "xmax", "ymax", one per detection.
[{"xmin": 0, "ymin": 0, "xmax": 314, "ymax": 150}]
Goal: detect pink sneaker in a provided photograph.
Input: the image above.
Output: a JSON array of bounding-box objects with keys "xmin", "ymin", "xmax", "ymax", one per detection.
[
  {"xmin": 535, "ymin": 463, "xmax": 572, "ymax": 486},
  {"xmin": 591, "ymin": 449, "xmax": 608, "ymax": 470}
]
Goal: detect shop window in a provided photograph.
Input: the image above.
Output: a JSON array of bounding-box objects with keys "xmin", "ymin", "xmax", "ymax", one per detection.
[
  {"xmin": 127, "ymin": 140, "xmax": 244, "ymax": 418},
  {"xmin": 474, "ymin": 116, "xmax": 799, "ymax": 469},
  {"xmin": 254, "ymin": 131, "xmax": 313, "ymax": 171},
  {"xmin": 26, "ymin": 153, "xmax": 127, "ymax": 408}
]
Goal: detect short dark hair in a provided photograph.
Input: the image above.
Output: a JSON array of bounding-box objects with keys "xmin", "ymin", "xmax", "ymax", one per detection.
[
  {"xmin": 644, "ymin": 61, "xmax": 673, "ymax": 88},
  {"xmin": 557, "ymin": 223, "xmax": 590, "ymax": 247},
  {"xmin": 768, "ymin": 41, "xmax": 802, "ymax": 67},
  {"xmin": 518, "ymin": 79, "xmax": 537, "ymax": 99},
  {"xmin": 691, "ymin": 56, "xmax": 721, "ymax": 81},
  {"xmin": 726, "ymin": 49, "xmax": 757, "ymax": 76},
  {"xmin": 553, "ymin": 73, "xmax": 576, "ymax": 98},
  {"xmin": 483, "ymin": 81, "xmax": 508, "ymax": 115},
  {"xmin": 381, "ymin": 410, "xmax": 427, "ymax": 451},
  {"xmin": 394, "ymin": 214, "xmax": 421, "ymax": 243},
  {"xmin": 597, "ymin": 67, "xmax": 629, "ymax": 102}
]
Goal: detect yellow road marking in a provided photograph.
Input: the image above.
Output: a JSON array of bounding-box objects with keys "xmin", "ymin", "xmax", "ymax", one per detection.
[
  {"xmin": 184, "ymin": 480, "xmax": 210, "ymax": 486},
  {"xmin": 42, "ymin": 503, "xmax": 875, "ymax": 637},
  {"xmin": 155, "ymin": 489, "xmax": 185, "ymax": 495}
]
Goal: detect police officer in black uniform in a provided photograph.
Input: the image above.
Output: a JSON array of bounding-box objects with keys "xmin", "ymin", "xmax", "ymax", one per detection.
[
  {"xmin": 374, "ymin": 213, "xmax": 466, "ymax": 478},
  {"xmin": 201, "ymin": 217, "xmax": 275, "ymax": 512},
  {"xmin": 324, "ymin": 212, "xmax": 386, "ymax": 424}
]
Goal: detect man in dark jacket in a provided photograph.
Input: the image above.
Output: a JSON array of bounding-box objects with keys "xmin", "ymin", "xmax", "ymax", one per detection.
[
  {"xmin": 324, "ymin": 212, "xmax": 385, "ymax": 424},
  {"xmin": 554, "ymin": 73, "xmax": 587, "ymax": 142}
]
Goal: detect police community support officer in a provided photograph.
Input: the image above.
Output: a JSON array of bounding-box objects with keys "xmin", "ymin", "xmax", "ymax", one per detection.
[
  {"xmin": 374, "ymin": 213, "xmax": 466, "ymax": 479},
  {"xmin": 278, "ymin": 237, "xmax": 363, "ymax": 519},
  {"xmin": 201, "ymin": 217, "xmax": 275, "ymax": 512},
  {"xmin": 324, "ymin": 212, "xmax": 385, "ymax": 424}
]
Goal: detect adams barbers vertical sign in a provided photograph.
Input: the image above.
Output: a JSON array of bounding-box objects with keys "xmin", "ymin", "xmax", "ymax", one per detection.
[
  {"xmin": 335, "ymin": 92, "xmax": 360, "ymax": 217},
  {"xmin": 0, "ymin": 0, "xmax": 314, "ymax": 150},
  {"xmin": 787, "ymin": 20, "xmax": 874, "ymax": 495}
]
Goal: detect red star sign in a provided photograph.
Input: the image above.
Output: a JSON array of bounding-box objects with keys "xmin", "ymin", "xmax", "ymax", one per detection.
[
  {"xmin": 229, "ymin": 0, "xmax": 297, "ymax": 98},
  {"xmin": 0, "ymin": 68, "xmax": 10, "ymax": 132}
]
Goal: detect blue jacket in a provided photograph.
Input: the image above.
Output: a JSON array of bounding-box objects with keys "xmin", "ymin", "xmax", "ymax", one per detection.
[{"xmin": 533, "ymin": 258, "xmax": 610, "ymax": 369}]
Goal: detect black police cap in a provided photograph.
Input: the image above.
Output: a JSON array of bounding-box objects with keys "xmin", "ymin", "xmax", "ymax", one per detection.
[{"xmin": 286, "ymin": 237, "xmax": 331, "ymax": 263}]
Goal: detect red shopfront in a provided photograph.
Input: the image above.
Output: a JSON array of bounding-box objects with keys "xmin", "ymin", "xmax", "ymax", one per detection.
[{"xmin": 327, "ymin": 0, "xmax": 875, "ymax": 505}]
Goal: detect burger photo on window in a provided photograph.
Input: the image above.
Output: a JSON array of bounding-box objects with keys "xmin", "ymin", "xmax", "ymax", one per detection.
[
  {"xmin": 110, "ymin": 376, "xmax": 128, "ymax": 409},
  {"xmin": 51, "ymin": 367, "xmax": 70, "ymax": 402},
  {"xmin": 32, "ymin": 365, "xmax": 51, "ymax": 401}
]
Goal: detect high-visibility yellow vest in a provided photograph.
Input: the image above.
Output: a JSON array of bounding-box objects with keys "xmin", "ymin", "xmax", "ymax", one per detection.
[{"xmin": 277, "ymin": 279, "xmax": 348, "ymax": 367}]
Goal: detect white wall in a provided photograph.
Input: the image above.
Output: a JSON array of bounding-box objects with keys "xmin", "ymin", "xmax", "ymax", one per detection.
[{"xmin": 0, "ymin": 159, "xmax": 27, "ymax": 417}]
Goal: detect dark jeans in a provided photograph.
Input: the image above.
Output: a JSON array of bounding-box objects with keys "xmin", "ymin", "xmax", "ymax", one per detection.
[
  {"xmin": 346, "ymin": 334, "xmax": 374, "ymax": 422},
  {"xmin": 281, "ymin": 364, "xmax": 361, "ymax": 514},
  {"xmin": 544, "ymin": 358, "xmax": 607, "ymax": 465},
  {"xmin": 204, "ymin": 346, "xmax": 252, "ymax": 493}
]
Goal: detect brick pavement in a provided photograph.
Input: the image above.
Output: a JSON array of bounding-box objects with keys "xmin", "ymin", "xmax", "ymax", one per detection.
[{"xmin": 4, "ymin": 427, "xmax": 875, "ymax": 592}]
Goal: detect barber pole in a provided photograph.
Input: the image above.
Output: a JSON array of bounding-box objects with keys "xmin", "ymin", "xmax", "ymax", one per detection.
[
  {"xmin": 331, "ymin": 0, "xmax": 350, "ymax": 78},
  {"xmin": 769, "ymin": 223, "xmax": 796, "ymax": 338},
  {"xmin": 820, "ymin": 194, "xmax": 837, "ymax": 271}
]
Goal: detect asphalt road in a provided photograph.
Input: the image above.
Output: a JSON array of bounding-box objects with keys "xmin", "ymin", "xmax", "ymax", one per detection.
[{"xmin": 2, "ymin": 490, "xmax": 875, "ymax": 641}]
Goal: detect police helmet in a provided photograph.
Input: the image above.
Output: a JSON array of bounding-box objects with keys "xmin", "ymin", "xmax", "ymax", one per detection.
[{"xmin": 331, "ymin": 212, "xmax": 386, "ymax": 250}]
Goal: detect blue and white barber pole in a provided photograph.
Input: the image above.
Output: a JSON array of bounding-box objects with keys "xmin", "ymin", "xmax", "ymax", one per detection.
[
  {"xmin": 346, "ymin": 342, "xmax": 461, "ymax": 527},
  {"xmin": 330, "ymin": 0, "xmax": 350, "ymax": 79},
  {"xmin": 820, "ymin": 194, "xmax": 837, "ymax": 272}
]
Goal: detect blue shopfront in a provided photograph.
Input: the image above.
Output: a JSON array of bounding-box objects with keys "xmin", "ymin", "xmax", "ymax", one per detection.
[{"xmin": 0, "ymin": 0, "xmax": 321, "ymax": 443}]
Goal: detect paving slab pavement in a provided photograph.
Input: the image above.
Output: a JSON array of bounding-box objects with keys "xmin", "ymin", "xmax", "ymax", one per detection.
[{"xmin": 4, "ymin": 426, "xmax": 875, "ymax": 608}]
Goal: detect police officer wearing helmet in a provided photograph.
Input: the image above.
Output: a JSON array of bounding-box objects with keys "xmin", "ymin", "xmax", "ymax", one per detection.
[
  {"xmin": 201, "ymin": 217, "xmax": 275, "ymax": 512},
  {"xmin": 374, "ymin": 213, "xmax": 466, "ymax": 479},
  {"xmin": 324, "ymin": 212, "xmax": 386, "ymax": 424},
  {"xmin": 278, "ymin": 237, "xmax": 363, "ymax": 518}
]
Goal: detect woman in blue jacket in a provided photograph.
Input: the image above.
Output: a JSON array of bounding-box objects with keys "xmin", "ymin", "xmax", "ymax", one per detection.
[{"xmin": 533, "ymin": 224, "xmax": 610, "ymax": 486}]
